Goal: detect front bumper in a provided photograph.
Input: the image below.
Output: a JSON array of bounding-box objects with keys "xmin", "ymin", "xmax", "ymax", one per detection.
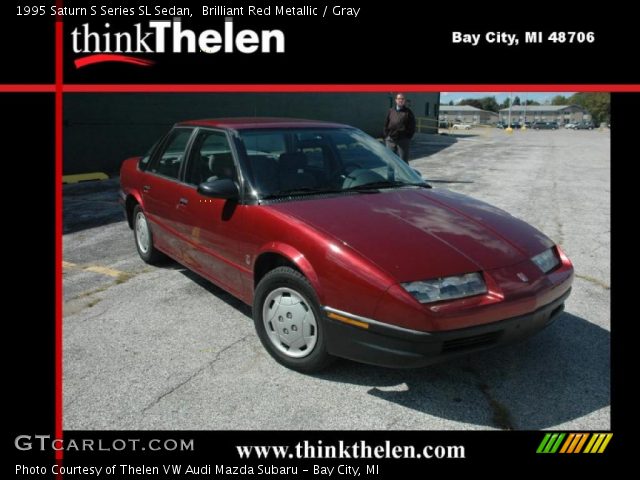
[
  {"xmin": 118, "ymin": 190, "xmax": 132, "ymax": 227},
  {"xmin": 324, "ymin": 288, "xmax": 570, "ymax": 368}
]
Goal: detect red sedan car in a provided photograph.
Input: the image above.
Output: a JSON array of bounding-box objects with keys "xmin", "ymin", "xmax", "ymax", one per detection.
[{"xmin": 120, "ymin": 118, "xmax": 573, "ymax": 372}]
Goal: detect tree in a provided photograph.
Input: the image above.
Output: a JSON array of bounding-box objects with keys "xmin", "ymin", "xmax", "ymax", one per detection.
[
  {"xmin": 551, "ymin": 95, "xmax": 569, "ymax": 105},
  {"xmin": 448, "ymin": 100, "xmax": 454, "ymax": 106},
  {"xmin": 568, "ymin": 93, "xmax": 610, "ymax": 124},
  {"xmin": 499, "ymin": 98, "xmax": 511, "ymax": 109},
  {"xmin": 479, "ymin": 96, "xmax": 500, "ymax": 112},
  {"xmin": 525, "ymin": 100, "xmax": 540, "ymax": 106},
  {"xmin": 513, "ymin": 96, "xmax": 521, "ymax": 106}
]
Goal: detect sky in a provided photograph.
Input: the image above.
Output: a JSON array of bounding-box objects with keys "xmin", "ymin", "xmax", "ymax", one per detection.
[{"xmin": 440, "ymin": 92, "xmax": 576, "ymax": 105}]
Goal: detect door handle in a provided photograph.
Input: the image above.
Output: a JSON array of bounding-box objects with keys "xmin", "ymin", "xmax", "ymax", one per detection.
[
  {"xmin": 142, "ymin": 185, "xmax": 151, "ymax": 193},
  {"xmin": 178, "ymin": 198, "xmax": 189, "ymax": 206}
]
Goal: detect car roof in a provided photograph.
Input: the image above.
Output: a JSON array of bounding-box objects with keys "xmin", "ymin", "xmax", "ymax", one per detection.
[{"xmin": 176, "ymin": 117, "xmax": 351, "ymax": 130}]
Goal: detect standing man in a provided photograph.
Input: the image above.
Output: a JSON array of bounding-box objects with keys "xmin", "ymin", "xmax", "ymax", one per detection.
[{"xmin": 383, "ymin": 93, "xmax": 416, "ymax": 163}]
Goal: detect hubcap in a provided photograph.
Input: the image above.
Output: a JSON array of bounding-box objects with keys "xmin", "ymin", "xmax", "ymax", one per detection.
[
  {"xmin": 135, "ymin": 211, "xmax": 150, "ymax": 254},
  {"xmin": 262, "ymin": 287, "xmax": 318, "ymax": 358}
]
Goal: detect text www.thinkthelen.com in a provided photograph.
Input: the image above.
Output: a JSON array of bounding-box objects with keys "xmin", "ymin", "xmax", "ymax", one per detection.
[{"xmin": 236, "ymin": 440, "xmax": 465, "ymax": 460}]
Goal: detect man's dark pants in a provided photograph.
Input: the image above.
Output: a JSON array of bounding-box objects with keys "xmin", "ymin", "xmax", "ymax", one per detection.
[{"xmin": 385, "ymin": 137, "xmax": 411, "ymax": 163}]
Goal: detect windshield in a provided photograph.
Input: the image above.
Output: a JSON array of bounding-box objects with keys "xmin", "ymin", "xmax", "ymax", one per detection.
[{"xmin": 234, "ymin": 127, "xmax": 425, "ymax": 199}]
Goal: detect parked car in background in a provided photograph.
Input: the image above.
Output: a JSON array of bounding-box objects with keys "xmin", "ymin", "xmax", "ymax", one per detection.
[
  {"xmin": 120, "ymin": 118, "xmax": 573, "ymax": 372},
  {"xmin": 564, "ymin": 122, "xmax": 578, "ymax": 129},
  {"xmin": 575, "ymin": 121, "xmax": 595, "ymax": 130},
  {"xmin": 532, "ymin": 121, "xmax": 558, "ymax": 130},
  {"xmin": 452, "ymin": 123, "xmax": 472, "ymax": 130}
]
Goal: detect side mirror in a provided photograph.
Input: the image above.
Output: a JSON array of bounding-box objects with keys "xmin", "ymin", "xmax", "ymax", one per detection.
[
  {"xmin": 411, "ymin": 167, "xmax": 424, "ymax": 179},
  {"xmin": 197, "ymin": 178, "xmax": 239, "ymax": 200}
]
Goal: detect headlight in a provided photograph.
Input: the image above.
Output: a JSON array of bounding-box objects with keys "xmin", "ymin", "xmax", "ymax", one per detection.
[
  {"xmin": 402, "ymin": 272, "xmax": 487, "ymax": 304},
  {"xmin": 531, "ymin": 248, "xmax": 560, "ymax": 273}
]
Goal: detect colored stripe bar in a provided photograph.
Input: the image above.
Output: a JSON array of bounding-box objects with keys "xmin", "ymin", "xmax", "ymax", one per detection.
[
  {"xmin": 566, "ymin": 434, "xmax": 581, "ymax": 453},
  {"xmin": 586, "ymin": 434, "xmax": 606, "ymax": 454},
  {"xmin": 549, "ymin": 433, "xmax": 566, "ymax": 453},
  {"xmin": 536, "ymin": 433, "xmax": 552, "ymax": 453},
  {"xmin": 543, "ymin": 433, "xmax": 559, "ymax": 453},
  {"xmin": 574, "ymin": 434, "xmax": 589, "ymax": 453},
  {"xmin": 598, "ymin": 434, "xmax": 613, "ymax": 453},
  {"xmin": 541, "ymin": 433, "xmax": 612, "ymax": 454},
  {"xmin": 583, "ymin": 433, "xmax": 599, "ymax": 453},
  {"xmin": 559, "ymin": 433, "xmax": 575, "ymax": 453}
]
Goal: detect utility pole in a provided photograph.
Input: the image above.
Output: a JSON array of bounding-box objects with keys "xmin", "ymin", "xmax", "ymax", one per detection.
[{"xmin": 506, "ymin": 93, "xmax": 513, "ymax": 133}]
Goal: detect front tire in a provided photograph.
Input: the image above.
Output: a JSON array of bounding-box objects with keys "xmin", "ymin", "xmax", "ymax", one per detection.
[
  {"xmin": 133, "ymin": 205, "xmax": 164, "ymax": 264},
  {"xmin": 253, "ymin": 267, "xmax": 334, "ymax": 373}
]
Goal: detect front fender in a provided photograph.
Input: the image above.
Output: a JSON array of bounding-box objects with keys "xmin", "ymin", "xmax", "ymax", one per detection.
[{"xmin": 255, "ymin": 242, "xmax": 322, "ymax": 300}]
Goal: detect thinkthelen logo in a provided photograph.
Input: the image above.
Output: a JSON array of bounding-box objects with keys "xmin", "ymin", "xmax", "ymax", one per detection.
[
  {"xmin": 71, "ymin": 17, "xmax": 285, "ymax": 68},
  {"xmin": 536, "ymin": 432, "xmax": 612, "ymax": 454}
]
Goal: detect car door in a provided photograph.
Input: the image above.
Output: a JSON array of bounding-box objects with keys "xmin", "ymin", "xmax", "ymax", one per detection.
[
  {"xmin": 141, "ymin": 127, "xmax": 195, "ymax": 259},
  {"xmin": 174, "ymin": 128, "xmax": 249, "ymax": 298}
]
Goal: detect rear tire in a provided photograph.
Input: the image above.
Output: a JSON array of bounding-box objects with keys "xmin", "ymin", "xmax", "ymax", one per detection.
[
  {"xmin": 133, "ymin": 205, "xmax": 164, "ymax": 265},
  {"xmin": 253, "ymin": 267, "xmax": 334, "ymax": 373}
]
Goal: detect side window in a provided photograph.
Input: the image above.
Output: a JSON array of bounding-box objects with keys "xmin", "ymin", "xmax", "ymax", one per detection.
[
  {"xmin": 138, "ymin": 140, "xmax": 159, "ymax": 170},
  {"xmin": 185, "ymin": 130, "xmax": 237, "ymax": 185},
  {"xmin": 148, "ymin": 129, "xmax": 193, "ymax": 180},
  {"xmin": 237, "ymin": 132, "xmax": 285, "ymax": 195}
]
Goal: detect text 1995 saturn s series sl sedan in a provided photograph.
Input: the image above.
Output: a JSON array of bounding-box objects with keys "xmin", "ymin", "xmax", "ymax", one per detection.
[{"xmin": 120, "ymin": 118, "xmax": 573, "ymax": 372}]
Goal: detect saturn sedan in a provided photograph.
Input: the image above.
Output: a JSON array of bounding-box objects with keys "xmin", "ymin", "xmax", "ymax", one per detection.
[{"xmin": 119, "ymin": 118, "xmax": 573, "ymax": 372}]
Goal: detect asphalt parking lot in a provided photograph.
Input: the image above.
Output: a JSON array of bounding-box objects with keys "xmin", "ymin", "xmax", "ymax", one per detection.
[{"xmin": 63, "ymin": 128, "xmax": 610, "ymax": 430}]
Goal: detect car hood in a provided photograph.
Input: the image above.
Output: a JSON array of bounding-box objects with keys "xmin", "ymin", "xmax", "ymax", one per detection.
[{"xmin": 268, "ymin": 188, "xmax": 554, "ymax": 281}]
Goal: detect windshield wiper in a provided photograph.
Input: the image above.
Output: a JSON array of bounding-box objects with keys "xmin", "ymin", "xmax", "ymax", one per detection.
[
  {"xmin": 259, "ymin": 181, "xmax": 431, "ymax": 200},
  {"xmin": 259, "ymin": 187, "xmax": 344, "ymax": 199},
  {"xmin": 345, "ymin": 180, "xmax": 431, "ymax": 191}
]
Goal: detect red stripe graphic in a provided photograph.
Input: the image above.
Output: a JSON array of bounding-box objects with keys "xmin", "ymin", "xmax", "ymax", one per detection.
[
  {"xmin": 55, "ymin": 3, "xmax": 63, "ymax": 465},
  {"xmin": 74, "ymin": 54, "xmax": 155, "ymax": 69},
  {"xmin": 61, "ymin": 84, "xmax": 640, "ymax": 92}
]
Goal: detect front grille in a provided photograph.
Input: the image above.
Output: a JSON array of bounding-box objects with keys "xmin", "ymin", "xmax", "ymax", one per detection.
[{"xmin": 442, "ymin": 331, "xmax": 503, "ymax": 353}]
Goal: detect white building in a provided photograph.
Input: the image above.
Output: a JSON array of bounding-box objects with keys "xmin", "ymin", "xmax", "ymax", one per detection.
[
  {"xmin": 499, "ymin": 105, "xmax": 590, "ymax": 125},
  {"xmin": 438, "ymin": 105, "xmax": 499, "ymax": 126}
]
